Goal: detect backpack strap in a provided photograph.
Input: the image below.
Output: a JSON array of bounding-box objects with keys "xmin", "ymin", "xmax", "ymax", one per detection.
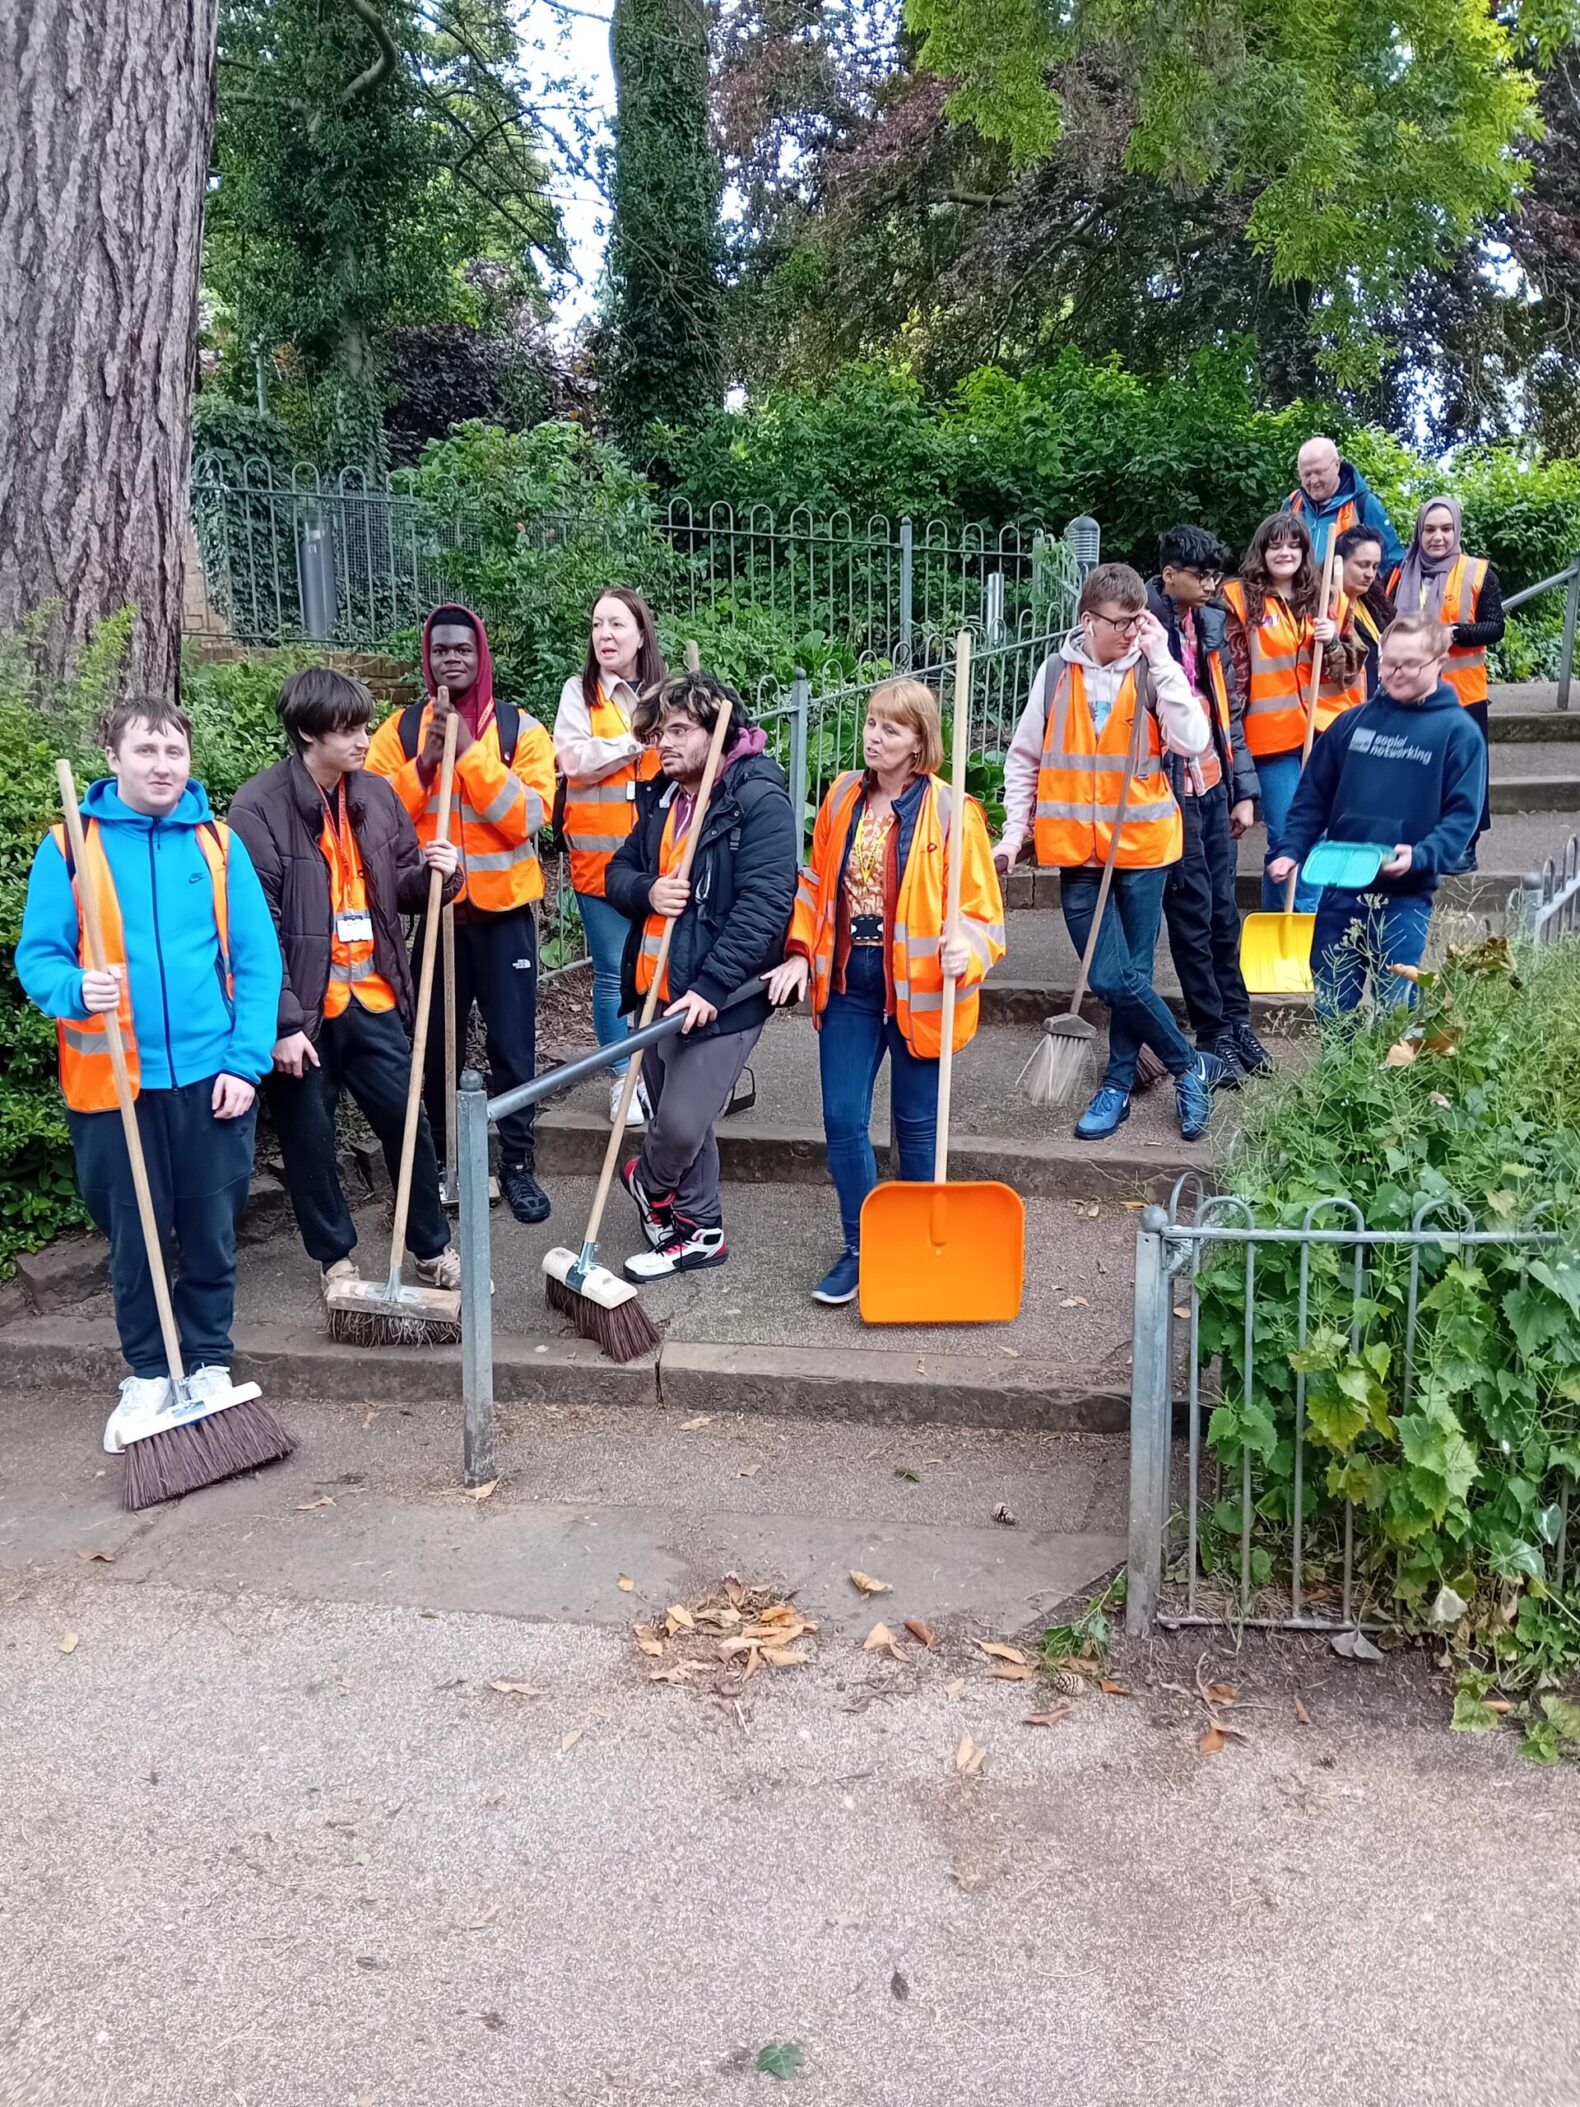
[
  {"xmin": 400, "ymin": 697, "xmax": 519, "ymax": 767},
  {"xmin": 398, "ymin": 701, "xmax": 425, "ymax": 761}
]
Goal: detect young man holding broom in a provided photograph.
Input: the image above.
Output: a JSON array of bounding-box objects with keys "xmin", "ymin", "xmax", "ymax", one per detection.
[
  {"xmin": 229, "ymin": 668, "xmax": 464, "ymax": 1299},
  {"xmin": 603, "ymin": 669, "xmax": 798, "ymax": 1281},
  {"xmin": 17, "ymin": 701, "xmax": 282, "ymax": 1453}
]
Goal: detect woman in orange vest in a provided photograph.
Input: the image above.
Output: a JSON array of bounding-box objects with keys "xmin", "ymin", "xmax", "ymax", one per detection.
[
  {"xmin": 553, "ymin": 589, "xmax": 665, "ymax": 1127},
  {"xmin": 766, "ymin": 678, "xmax": 1004, "ymax": 1305},
  {"xmin": 1388, "ymin": 497, "xmax": 1505, "ymax": 868},
  {"xmin": 1221, "ymin": 514, "xmax": 1360, "ymax": 914}
]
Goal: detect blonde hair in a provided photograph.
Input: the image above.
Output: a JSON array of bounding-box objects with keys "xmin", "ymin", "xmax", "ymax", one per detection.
[
  {"xmin": 1381, "ymin": 609, "xmax": 1452, "ymax": 657},
  {"xmin": 867, "ymin": 677, "xmax": 943, "ymax": 775}
]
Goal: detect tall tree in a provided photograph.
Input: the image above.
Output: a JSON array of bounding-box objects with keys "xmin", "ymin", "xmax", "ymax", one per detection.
[
  {"xmin": 0, "ymin": 0, "xmax": 219, "ymax": 695},
  {"xmin": 603, "ymin": 0, "xmax": 724, "ymax": 451}
]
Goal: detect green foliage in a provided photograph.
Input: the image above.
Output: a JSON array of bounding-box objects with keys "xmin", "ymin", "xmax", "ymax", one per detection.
[
  {"xmin": 755, "ymin": 2043, "xmax": 805, "ymax": 2080},
  {"xmin": 182, "ymin": 646, "xmax": 323, "ymax": 808},
  {"xmin": 191, "ymin": 395, "xmax": 299, "ymax": 480},
  {"xmin": 1201, "ymin": 939, "xmax": 1580, "ymax": 1684}
]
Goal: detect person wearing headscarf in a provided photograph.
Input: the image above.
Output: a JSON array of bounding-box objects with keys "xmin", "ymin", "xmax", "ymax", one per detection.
[{"xmin": 1387, "ymin": 498, "xmax": 1504, "ymax": 868}]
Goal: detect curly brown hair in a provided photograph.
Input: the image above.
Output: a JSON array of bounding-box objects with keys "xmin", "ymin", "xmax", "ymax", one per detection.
[{"xmin": 1238, "ymin": 513, "xmax": 1320, "ymax": 626}]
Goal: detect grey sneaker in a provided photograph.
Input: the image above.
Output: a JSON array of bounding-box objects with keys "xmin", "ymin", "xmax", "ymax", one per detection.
[{"xmin": 414, "ymin": 1247, "xmax": 461, "ymax": 1291}]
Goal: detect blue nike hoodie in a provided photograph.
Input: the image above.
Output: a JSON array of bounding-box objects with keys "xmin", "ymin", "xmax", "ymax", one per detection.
[
  {"xmin": 17, "ymin": 779, "xmax": 282, "ymax": 1090},
  {"xmin": 1280, "ymin": 682, "xmax": 1487, "ymax": 899}
]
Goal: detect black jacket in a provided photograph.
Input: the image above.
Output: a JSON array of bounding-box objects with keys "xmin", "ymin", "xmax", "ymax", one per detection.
[
  {"xmin": 229, "ymin": 754, "xmax": 461, "ymax": 1042},
  {"xmin": 604, "ymin": 749, "xmax": 798, "ymax": 1041},
  {"xmin": 1146, "ymin": 577, "xmax": 1260, "ymax": 806}
]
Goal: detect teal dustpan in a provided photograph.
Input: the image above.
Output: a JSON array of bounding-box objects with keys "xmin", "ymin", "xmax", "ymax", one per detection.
[{"xmin": 1301, "ymin": 839, "xmax": 1388, "ymax": 889}]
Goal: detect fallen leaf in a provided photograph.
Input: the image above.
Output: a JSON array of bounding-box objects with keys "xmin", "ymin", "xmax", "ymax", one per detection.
[
  {"xmin": 59, "ymin": 1632, "xmax": 79, "ymax": 1655},
  {"xmin": 1024, "ymin": 1705, "xmax": 1074, "ymax": 1727},
  {"xmin": 991, "ymin": 1663, "xmax": 1037, "ymax": 1682},
  {"xmin": 724, "ymin": 1578, "xmax": 744, "ymax": 1607},
  {"xmin": 894, "ymin": 1467, "xmax": 920, "ymax": 1483},
  {"xmin": 890, "ymin": 1969, "xmax": 909, "ymax": 2001},
  {"xmin": 360, "ymin": 1404, "xmax": 381, "ymax": 1431},
  {"xmin": 1383, "ymin": 1036, "xmax": 1419, "ymax": 1069},
  {"xmin": 1293, "ymin": 1696, "xmax": 1312, "ymax": 1726},
  {"xmin": 863, "ymin": 1622, "xmax": 904, "ymax": 1659},
  {"xmin": 1204, "ymin": 1680, "xmax": 1237, "ymax": 1705},
  {"xmin": 904, "ymin": 1618, "xmax": 938, "ymax": 1650},
  {"xmin": 1121, "ymin": 1199, "xmax": 1147, "ymax": 1210},
  {"xmin": 764, "ymin": 1646, "xmax": 810, "ymax": 1668},
  {"xmin": 460, "ymin": 1479, "xmax": 498, "ymax": 1503},
  {"xmin": 978, "ymin": 1641, "xmax": 1028, "ymax": 1665},
  {"xmin": 1173, "ymin": 1306, "xmax": 1191, "ymax": 1321},
  {"xmin": 488, "ymin": 1678, "xmax": 544, "ymax": 1697},
  {"xmin": 649, "ymin": 1665, "xmax": 695, "ymax": 1684},
  {"xmin": 756, "ymin": 2043, "xmax": 805, "ymax": 2081},
  {"xmin": 1099, "ymin": 1679, "xmax": 1131, "ymax": 1696},
  {"xmin": 560, "ymin": 1730, "xmax": 583, "ymax": 1755},
  {"xmin": 1330, "ymin": 1629, "xmax": 1385, "ymax": 1664},
  {"xmin": 850, "ymin": 1569, "xmax": 892, "ymax": 1596},
  {"xmin": 469, "ymin": 1903, "xmax": 500, "ymax": 1930},
  {"xmin": 1424, "ymin": 1026, "xmax": 1462, "ymax": 1057},
  {"xmin": 679, "ymin": 1415, "xmax": 712, "ymax": 1431},
  {"xmin": 1059, "ymin": 1296, "xmax": 1090, "ymax": 1308},
  {"xmin": 954, "ymin": 1733, "xmax": 986, "ymax": 1777},
  {"xmin": 1486, "ymin": 1698, "xmax": 1514, "ymax": 1715},
  {"xmin": 1428, "ymin": 1091, "xmax": 1452, "ymax": 1109},
  {"xmin": 943, "ymin": 1677, "xmax": 964, "ymax": 1700},
  {"xmin": 1200, "ymin": 1723, "xmax": 1226, "ymax": 1754},
  {"xmin": 617, "ymin": 1575, "xmax": 634, "ymax": 1592},
  {"xmin": 992, "ymin": 1504, "xmax": 1017, "ymax": 1527},
  {"xmin": 632, "ymin": 1625, "xmax": 664, "ymax": 1658},
  {"xmin": 76, "ymin": 1547, "xmax": 114, "ymax": 1564},
  {"xmin": 666, "ymin": 1604, "xmax": 696, "ymax": 1633},
  {"xmin": 738, "ymin": 1463, "xmax": 761, "ymax": 1479},
  {"xmin": 296, "ymin": 1495, "xmax": 336, "ymax": 1511}
]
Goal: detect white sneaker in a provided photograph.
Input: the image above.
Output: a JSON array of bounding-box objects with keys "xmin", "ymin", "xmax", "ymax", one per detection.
[
  {"xmin": 610, "ymin": 1074, "xmax": 647, "ymax": 1129},
  {"xmin": 414, "ymin": 1246, "xmax": 461, "ymax": 1291},
  {"xmin": 186, "ymin": 1365, "xmax": 237, "ymax": 1406},
  {"xmin": 103, "ymin": 1375, "xmax": 173, "ymax": 1455},
  {"xmin": 321, "ymin": 1257, "xmax": 360, "ymax": 1302},
  {"xmin": 622, "ymin": 1224, "xmax": 727, "ymax": 1283}
]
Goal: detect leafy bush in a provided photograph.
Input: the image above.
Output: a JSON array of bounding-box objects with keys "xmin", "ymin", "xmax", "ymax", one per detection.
[
  {"xmin": 182, "ymin": 645, "xmax": 320, "ymax": 806},
  {"xmin": 1201, "ymin": 938, "xmax": 1580, "ymax": 1693}
]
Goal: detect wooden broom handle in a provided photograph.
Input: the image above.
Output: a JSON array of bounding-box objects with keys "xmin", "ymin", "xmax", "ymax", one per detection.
[
  {"xmin": 582, "ymin": 684, "xmax": 733, "ymax": 1251},
  {"xmin": 443, "ymin": 903, "xmax": 457, "ymax": 1173},
  {"xmin": 933, "ymin": 633, "xmax": 972, "ymax": 1184},
  {"xmin": 389, "ymin": 699, "xmax": 457, "ymax": 1271},
  {"xmin": 1068, "ymin": 658, "xmax": 1153, "ymax": 1015},
  {"xmin": 55, "ymin": 760, "xmax": 187, "ymax": 1386},
  {"xmin": 1282, "ymin": 536, "xmax": 1339, "ymax": 916}
]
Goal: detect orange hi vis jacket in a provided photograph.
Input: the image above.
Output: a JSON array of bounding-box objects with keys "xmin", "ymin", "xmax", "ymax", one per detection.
[
  {"xmin": 366, "ymin": 703, "xmax": 555, "ymax": 914},
  {"xmin": 1386, "ymin": 554, "xmax": 1490, "ymax": 707},
  {"xmin": 1220, "ymin": 580, "xmax": 1315, "ymax": 758},
  {"xmin": 562, "ymin": 681, "xmax": 661, "ymax": 897},
  {"xmin": 318, "ymin": 781, "xmax": 396, "ymax": 1018},
  {"xmin": 1034, "ymin": 663, "xmax": 1182, "ymax": 870},
  {"xmin": 49, "ymin": 818, "xmax": 231, "ymax": 1112},
  {"xmin": 788, "ymin": 770, "xmax": 1005, "ymax": 1059},
  {"xmin": 1311, "ymin": 586, "xmax": 1361, "ymax": 733},
  {"xmin": 634, "ymin": 799, "xmax": 689, "ymax": 1004}
]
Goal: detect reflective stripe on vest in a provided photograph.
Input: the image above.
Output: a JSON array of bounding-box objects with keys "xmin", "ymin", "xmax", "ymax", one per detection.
[
  {"xmin": 563, "ymin": 684, "xmax": 662, "ymax": 896},
  {"xmin": 1032, "ymin": 664, "xmax": 1183, "ymax": 870},
  {"xmin": 404, "ymin": 708, "xmax": 546, "ymax": 911},
  {"xmin": 1222, "ymin": 581, "xmax": 1311, "ymax": 758},
  {"xmin": 1387, "ymin": 556, "xmax": 1488, "ymax": 707},
  {"xmin": 634, "ymin": 800, "xmax": 687, "ymax": 1002},
  {"xmin": 321, "ymin": 784, "xmax": 396, "ymax": 1019},
  {"xmin": 49, "ymin": 819, "xmax": 232, "ymax": 1113}
]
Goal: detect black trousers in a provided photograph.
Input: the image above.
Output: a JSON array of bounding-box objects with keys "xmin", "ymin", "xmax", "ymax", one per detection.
[
  {"xmin": 1164, "ymin": 778, "xmax": 1252, "ymax": 1041},
  {"xmin": 416, "ymin": 907, "xmax": 538, "ymax": 1166},
  {"xmin": 69, "ymin": 1078, "xmax": 255, "ymax": 1379},
  {"xmin": 266, "ymin": 1000, "xmax": 450, "ymax": 1268},
  {"xmin": 1466, "ymin": 699, "xmax": 1491, "ymax": 839}
]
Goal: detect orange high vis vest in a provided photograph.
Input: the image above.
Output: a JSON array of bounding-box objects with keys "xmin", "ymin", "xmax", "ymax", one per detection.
[
  {"xmin": 49, "ymin": 819, "xmax": 232, "ymax": 1113},
  {"xmin": 787, "ymin": 772, "xmax": 1005, "ymax": 1059},
  {"xmin": 1033, "ymin": 663, "xmax": 1183, "ymax": 870},
  {"xmin": 365, "ymin": 704, "xmax": 554, "ymax": 913},
  {"xmin": 1386, "ymin": 555, "xmax": 1489, "ymax": 707},
  {"xmin": 635, "ymin": 798, "xmax": 689, "ymax": 1003},
  {"xmin": 1311, "ymin": 586, "xmax": 1360, "ymax": 733},
  {"xmin": 319, "ymin": 782, "xmax": 396, "ymax": 1019},
  {"xmin": 1288, "ymin": 491, "xmax": 1358, "ymax": 549},
  {"xmin": 562, "ymin": 683, "xmax": 661, "ymax": 897},
  {"xmin": 1187, "ymin": 647, "xmax": 1234, "ymax": 792},
  {"xmin": 1221, "ymin": 581, "xmax": 1311, "ymax": 758}
]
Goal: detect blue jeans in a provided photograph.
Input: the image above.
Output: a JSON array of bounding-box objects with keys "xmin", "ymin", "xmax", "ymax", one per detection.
[
  {"xmin": 1060, "ymin": 866, "xmax": 1195, "ymax": 1093},
  {"xmin": 576, "ymin": 888, "xmax": 632, "ymax": 1074},
  {"xmin": 1257, "ymin": 749, "xmax": 1321, "ymax": 913},
  {"xmin": 1312, "ymin": 889, "xmax": 1432, "ymax": 1017},
  {"xmin": 819, "ymin": 945, "xmax": 939, "ymax": 1251}
]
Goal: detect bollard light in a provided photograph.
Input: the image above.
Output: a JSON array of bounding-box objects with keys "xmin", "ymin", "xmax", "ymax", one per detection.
[{"xmin": 1066, "ymin": 515, "xmax": 1101, "ymax": 578}]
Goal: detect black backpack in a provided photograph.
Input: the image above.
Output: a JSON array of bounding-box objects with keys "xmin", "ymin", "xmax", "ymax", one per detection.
[{"xmin": 397, "ymin": 697, "xmax": 521, "ymax": 769}]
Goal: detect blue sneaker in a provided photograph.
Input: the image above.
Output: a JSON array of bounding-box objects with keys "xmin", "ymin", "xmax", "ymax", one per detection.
[
  {"xmin": 813, "ymin": 1249, "xmax": 861, "ymax": 1305},
  {"xmin": 1074, "ymin": 1086, "xmax": 1131, "ymax": 1141},
  {"xmin": 1176, "ymin": 1051, "xmax": 1224, "ymax": 1141}
]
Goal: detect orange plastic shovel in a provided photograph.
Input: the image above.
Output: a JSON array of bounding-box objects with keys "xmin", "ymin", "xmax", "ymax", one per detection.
[{"xmin": 859, "ymin": 632, "xmax": 1026, "ymax": 1325}]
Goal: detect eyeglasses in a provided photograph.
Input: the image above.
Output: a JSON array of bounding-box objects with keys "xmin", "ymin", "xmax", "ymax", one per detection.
[
  {"xmin": 1088, "ymin": 610, "xmax": 1145, "ymax": 636},
  {"xmin": 1187, "ymin": 569, "xmax": 1224, "ymax": 589}
]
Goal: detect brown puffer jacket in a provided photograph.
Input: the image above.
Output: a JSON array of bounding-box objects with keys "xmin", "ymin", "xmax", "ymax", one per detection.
[{"xmin": 228, "ymin": 755, "xmax": 461, "ymax": 1042}]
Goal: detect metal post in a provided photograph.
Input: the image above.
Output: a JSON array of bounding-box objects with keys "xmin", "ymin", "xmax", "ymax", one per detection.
[
  {"xmin": 984, "ymin": 570, "xmax": 1006, "ymax": 643},
  {"xmin": 457, "ymin": 1067, "xmax": 495, "ymax": 1487},
  {"xmin": 788, "ymin": 666, "xmax": 810, "ymax": 850},
  {"xmin": 254, "ymin": 342, "xmax": 270, "ymax": 417},
  {"xmin": 1559, "ymin": 554, "xmax": 1579, "ymax": 713},
  {"xmin": 1126, "ymin": 1209, "xmax": 1174, "ymax": 1636},
  {"xmin": 898, "ymin": 516, "xmax": 914, "ymax": 668}
]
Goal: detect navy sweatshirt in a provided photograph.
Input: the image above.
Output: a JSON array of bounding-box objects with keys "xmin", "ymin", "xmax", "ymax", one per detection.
[{"xmin": 1280, "ymin": 683, "xmax": 1487, "ymax": 898}]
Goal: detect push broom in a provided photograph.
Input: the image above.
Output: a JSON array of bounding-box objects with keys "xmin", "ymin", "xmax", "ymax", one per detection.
[
  {"xmin": 1018, "ymin": 662, "xmax": 1154, "ymax": 1108},
  {"xmin": 325, "ymin": 708, "xmax": 463, "ymax": 1346},
  {"xmin": 543, "ymin": 676, "xmax": 733, "ymax": 1364},
  {"xmin": 54, "ymin": 762, "xmax": 294, "ymax": 1512}
]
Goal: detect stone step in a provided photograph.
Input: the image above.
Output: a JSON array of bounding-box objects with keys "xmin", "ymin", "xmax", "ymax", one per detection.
[{"xmin": 1488, "ymin": 712, "xmax": 1580, "ymax": 744}]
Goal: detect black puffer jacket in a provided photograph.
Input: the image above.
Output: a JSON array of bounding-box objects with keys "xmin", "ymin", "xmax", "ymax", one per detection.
[
  {"xmin": 229, "ymin": 754, "xmax": 461, "ymax": 1042},
  {"xmin": 604, "ymin": 749, "xmax": 797, "ymax": 1040}
]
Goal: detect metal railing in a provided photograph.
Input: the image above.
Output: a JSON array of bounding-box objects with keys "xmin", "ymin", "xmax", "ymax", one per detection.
[
  {"xmin": 1508, "ymin": 831, "xmax": 1580, "ymax": 946},
  {"xmin": 1125, "ymin": 1186, "xmax": 1565, "ymax": 1638},
  {"xmin": 1502, "ymin": 552, "xmax": 1579, "ymax": 710}
]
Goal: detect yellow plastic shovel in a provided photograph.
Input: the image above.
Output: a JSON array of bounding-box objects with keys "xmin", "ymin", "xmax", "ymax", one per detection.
[{"xmin": 1239, "ymin": 538, "xmax": 1338, "ymax": 994}]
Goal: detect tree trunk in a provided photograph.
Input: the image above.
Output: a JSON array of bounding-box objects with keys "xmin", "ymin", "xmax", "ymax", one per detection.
[{"xmin": 0, "ymin": 0, "xmax": 219, "ymax": 697}]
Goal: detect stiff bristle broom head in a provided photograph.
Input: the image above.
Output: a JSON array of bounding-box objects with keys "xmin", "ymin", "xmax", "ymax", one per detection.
[
  {"xmin": 542, "ymin": 1244, "xmax": 662, "ymax": 1363},
  {"xmin": 323, "ymin": 1272, "xmax": 461, "ymax": 1347},
  {"xmin": 1132, "ymin": 1043, "xmax": 1169, "ymax": 1094},
  {"xmin": 1018, "ymin": 1014, "xmax": 1097, "ymax": 1108},
  {"xmin": 122, "ymin": 1393, "xmax": 294, "ymax": 1511}
]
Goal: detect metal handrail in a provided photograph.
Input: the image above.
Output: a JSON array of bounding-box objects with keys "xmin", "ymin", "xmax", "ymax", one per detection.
[{"xmin": 1501, "ymin": 548, "xmax": 1578, "ymax": 712}]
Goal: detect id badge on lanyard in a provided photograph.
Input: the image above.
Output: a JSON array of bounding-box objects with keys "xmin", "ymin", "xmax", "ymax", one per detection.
[{"xmin": 324, "ymin": 780, "xmax": 374, "ymax": 945}]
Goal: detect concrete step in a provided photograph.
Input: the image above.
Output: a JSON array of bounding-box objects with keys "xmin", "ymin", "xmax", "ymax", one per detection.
[
  {"xmin": 1488, "ymin": 681, "xmax": 1565, "ymax": 714},
  {"xmin": 1492, "ymin": 774, "xmax": 1580, "ymax": 815},
  {"xmin": 1488, "ymin": 712, "xmax": 1580, "ymax": 743}
]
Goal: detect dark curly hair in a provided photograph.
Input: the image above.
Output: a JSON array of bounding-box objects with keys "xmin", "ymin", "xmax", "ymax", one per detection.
[
  {"xmin": 1237, "ymin": 513, "xmax": 1320, "ymax": 626},
  {"xmin": 631, "ymin": 667, "xmax": 750, "ymax": 743}
]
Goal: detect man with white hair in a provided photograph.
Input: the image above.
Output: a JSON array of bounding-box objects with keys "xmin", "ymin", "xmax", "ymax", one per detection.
[{"xmin": 1283, "ymin": 436, "xmax": 1405, "ymax": 574}]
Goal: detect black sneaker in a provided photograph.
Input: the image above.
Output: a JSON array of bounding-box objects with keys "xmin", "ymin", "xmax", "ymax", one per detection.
[
  {"xmin": 499, "ymin": 1161, "xmax": 551, "ymax": 1225},
  {"xmin": 1231, "ymin": 1022, "xmax": 1275, "ymax": 1077},
  {"xmin": 1207, "ymin": 1033, "xmax": 1248, "ymax": 1088},
  {"xmin": 620, "ymin": 1155, "xmax": 674, "ymax": 1249}
]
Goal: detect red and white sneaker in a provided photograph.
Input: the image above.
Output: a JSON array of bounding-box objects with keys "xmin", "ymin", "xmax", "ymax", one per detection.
[
  {"xmin": 620, "ymin": 1155, "xmax": 675, "ymax": 1250},
  {"xmin": 623, "ymin": 1224, "xmax": 727, "ymax": 1283}
]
